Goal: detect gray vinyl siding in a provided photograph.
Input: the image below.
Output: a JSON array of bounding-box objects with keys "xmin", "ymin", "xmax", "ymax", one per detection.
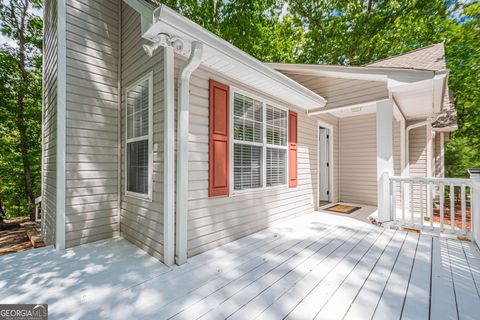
[
  {"xmin": 181, "ymin": 62, "xmax": 318, "ymax": 257},
  {"xmin": 64, "ymin": 0, "xmax": 120, "ymax": 247},
  {"xmin": 42, "ymin": 0, "xmax": 58, "ymax": 245},
  {"xmin": 120, "ymin": 5, "xmax": 165, "ymax": 262},
  {"xmin": 280, "ymin": 73, "xmax": 388, "ymax": 109},
  {"xmin": 409, "ymin": 125, "xmax": 427, "ymax": 214},
  {"xmin": 338, "ymin": 113, "xmax": 377, "ymax": 206}
]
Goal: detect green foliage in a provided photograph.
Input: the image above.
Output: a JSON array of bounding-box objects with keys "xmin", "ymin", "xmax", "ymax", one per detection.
[
  {"xmin": 0, "ymin": 0, "xmax": 42, "ymax": 217},
  {"xmin": 444, "ymin": 1, "xmax": 480, "ymax": 177}
]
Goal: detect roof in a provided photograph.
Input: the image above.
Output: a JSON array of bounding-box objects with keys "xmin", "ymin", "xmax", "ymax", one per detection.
[
  {"xmin": 366, "ymin": 43, "xmax": 446, "ymax": 71},
  {"xmin": 367, "ymin": 43, "xmax": 456, "ymax": 130}
]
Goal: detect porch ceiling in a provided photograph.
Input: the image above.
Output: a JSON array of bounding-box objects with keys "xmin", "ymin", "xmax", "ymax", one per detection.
[{"xmin": 269, "ymin": 64, "xmax": 448, "ymax": 120}]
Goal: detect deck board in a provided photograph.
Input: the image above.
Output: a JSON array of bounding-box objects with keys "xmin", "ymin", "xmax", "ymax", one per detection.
[
  {"xmin": 446, "ymin": 239, "xmax": 480, "ymax": 319},
  {"xmin": 315, "ymin": 229, "xmax": 396, "ymax": 319},
  {"xmin": 401, "ymin": 234, "xmax": 432, "ymax": 320},
  {"xmin": 430, "ymin": 236, "xmax": 458, "ymax": 320},
  {"xmin": 372, "ymin": 231, "xmax": 419, "ymax": 320},
  {"xmin": 344, "ymin": 230, "xmax": 408, "ymax": 320},
  {"xmin": 1, "ymin": 211, "xmax": 480, "ymax": 320}
]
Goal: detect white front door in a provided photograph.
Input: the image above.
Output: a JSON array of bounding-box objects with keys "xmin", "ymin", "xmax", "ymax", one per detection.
[{"xmin": 319, "ymin": 127, "xmax": 330, "ymax": 202}]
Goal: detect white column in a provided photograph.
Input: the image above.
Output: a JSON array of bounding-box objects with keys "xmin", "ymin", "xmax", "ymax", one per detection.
[
  {"xmin": 376, "ymin": 100, "xmax": 394, "ymax": 221},
  {"xmin": 469, "ymin": 169, "xmax": 480, "ymax": 247}
]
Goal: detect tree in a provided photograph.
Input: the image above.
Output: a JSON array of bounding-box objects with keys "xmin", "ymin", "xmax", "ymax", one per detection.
[
  {"xmin": 444, "ymin": 1, "xmax": 480, "ymax": 177},
  {"xmin": 0, "ymin": 0, "xmax": 42, "ymax": 220}
]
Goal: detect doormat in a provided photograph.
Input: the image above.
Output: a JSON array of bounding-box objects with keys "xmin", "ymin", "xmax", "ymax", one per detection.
[{"xmin": 326, "ymin": 204, "xmax": 361, "ymax": 214}]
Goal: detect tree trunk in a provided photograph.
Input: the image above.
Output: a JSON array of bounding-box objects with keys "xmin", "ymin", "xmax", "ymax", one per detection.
[
  {"xmin": 0, "ymin": 200, "xmax": 5, "ymax": 223},
  {"xmin": 15, "ymin": 1, "xmax": 36, "ymax": 221}
]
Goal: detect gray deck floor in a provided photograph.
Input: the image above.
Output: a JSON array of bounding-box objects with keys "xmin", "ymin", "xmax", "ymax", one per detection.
[{"xmin": 1, "ymin": 212, "xmax": 480, "ymax": 319}]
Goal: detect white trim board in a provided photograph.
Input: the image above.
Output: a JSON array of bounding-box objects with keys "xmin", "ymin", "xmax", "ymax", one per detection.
[{"xmin": 163, "ymin": 47, "xmax": 175, "ymax": 266}]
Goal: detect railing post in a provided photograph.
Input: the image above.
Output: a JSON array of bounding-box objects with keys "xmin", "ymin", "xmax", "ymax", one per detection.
[
  {"xmin": 469, "ymin": 169, "xmax": 480, "ymax": 246},
  {"xmin": 378, "ymin": 170, "xmax": 391, "ymax": 222}
]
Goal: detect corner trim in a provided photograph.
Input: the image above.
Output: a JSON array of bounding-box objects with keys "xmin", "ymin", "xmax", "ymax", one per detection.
[
  {"xmin": 56, "ymin": 0, "xmax": 66, "ymax": 250},
  {"xmin": 163, "ymin": 47, "xmax": 175, "ymax": 266}
]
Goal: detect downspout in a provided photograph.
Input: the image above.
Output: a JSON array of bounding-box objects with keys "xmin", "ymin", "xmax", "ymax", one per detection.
[
  {"xmin": 176, "ymin": 42, "xmax": 203, "ymax": 265},
  {"xmin": 405, "ymin": 121, "xmax": 427, "ymax": 176},
  {"xmin": 404, "ymin": 121, "xmax": 427, "ymax": 214}
]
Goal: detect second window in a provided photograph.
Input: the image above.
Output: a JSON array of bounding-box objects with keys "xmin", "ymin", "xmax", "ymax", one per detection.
[{"xmin": 232, "ymin": 91, "xmax": 288, "ymax": 191}]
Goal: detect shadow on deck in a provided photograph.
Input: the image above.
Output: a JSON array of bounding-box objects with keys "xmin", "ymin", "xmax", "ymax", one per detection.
[{"xmin": 1, "ymin": 212, "xmax": 479, "ymax": 319}]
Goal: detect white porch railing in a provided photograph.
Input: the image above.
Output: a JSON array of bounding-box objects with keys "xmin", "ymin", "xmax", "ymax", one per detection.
[
  {"xmin": 388, "ymin": 176, "xmax": 471, "ymax": 235},
  {"xmin": 380, "ymin": 169, "xmax": 480, "ymax": 245}
]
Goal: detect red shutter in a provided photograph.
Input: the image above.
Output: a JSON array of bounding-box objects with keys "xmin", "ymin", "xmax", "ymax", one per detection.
[
  {"xmin": 209, "ymin": 80, "xmax": 230, "ymax": 197},
  {"xmin": 288, "ymin": 111, "xmax": 298, "ymax": 187}
]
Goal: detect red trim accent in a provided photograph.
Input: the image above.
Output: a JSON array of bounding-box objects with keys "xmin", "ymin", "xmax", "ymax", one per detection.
[
  {"xmin": 208, "ymin": 80, "xmax": 230, "ymax": 197},
  {"xmin": 288, "ymin": 111, "xmax": 298, "ymax": 187}
]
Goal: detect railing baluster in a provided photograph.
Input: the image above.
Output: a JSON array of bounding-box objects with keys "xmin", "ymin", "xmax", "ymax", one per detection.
[
  {"xmin": 419, "ymin": 182, "xmax": 424, "ymax": 229},
  {"xmin": 391, "ymin": 180, "xmax": 396, "ymax": 222},
  {"xmin": 461, "ymin": 183, "xmax": 466, "ymax": 235},
  {"xmin": 401, "ymin": 181, "xmax": 405, "ymax": 225},
  {"xmin": 428, "ymin": 182, "xmax": 434, "ymax": 230},
  {"xmin": 410, "ymin": 180, "xmax": 414, "ymax": 227},
  {"xmin": 440, "ymin": 183, "xmax": 445, "ymax": 231},
  {"xmin": 387, "ymin": 176, "xmax": 472, "ymax": 237},
  {"xmin": 450, "ymin": 183, "xmax": 455, "ymax": 233}
]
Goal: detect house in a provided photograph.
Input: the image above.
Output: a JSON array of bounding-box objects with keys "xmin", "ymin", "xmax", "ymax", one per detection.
[{"xmin": 42, "ymin": 0, "xmax": 456, "ymax": 266}]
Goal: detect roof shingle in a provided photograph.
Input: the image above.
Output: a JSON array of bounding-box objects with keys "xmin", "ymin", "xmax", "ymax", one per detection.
[
  {"xmin": 368, "ymin": 43, "xmax": 456, "ymax": 130},
  {"xmin": 367, "ymin": 43, "xmax": 446, "ymax": 71}
]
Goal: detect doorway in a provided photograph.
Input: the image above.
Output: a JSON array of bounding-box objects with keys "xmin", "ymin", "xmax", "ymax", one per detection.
[{"xmin": 319, "ymin": 126, "xmax": 330, "ymax": 206}]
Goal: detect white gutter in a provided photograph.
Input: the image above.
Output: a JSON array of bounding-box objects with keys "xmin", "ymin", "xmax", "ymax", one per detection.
[{"xmin": 175, "ymin": 42, "xmax": 203, "ymax": 265}]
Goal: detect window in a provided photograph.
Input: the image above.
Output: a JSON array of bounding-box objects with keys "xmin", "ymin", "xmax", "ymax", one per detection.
[
  {"xmin": 232, "ymin": 91, "xmax": 288, "ymax": 191},
  {"xmin": 126, "ymin": 73, "xmax": 153, "ymax": 198}
]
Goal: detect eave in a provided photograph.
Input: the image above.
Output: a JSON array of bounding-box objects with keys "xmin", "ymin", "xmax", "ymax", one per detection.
[{"xmin": 140, "ymin": 5, "xmax": 327, "ymax": 110}]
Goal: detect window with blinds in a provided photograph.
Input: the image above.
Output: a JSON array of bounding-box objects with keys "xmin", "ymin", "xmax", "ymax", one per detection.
[
  {"xmin": 126, "ymin": 74, "xmax": 152, "ymax": 197},
  {"xmin": 232, "ymin": 92, "xmax": 288, "ymax": 191},
  {"xmin": 266, "ymin": 105, "xmax": 288, "ymax": 186}
]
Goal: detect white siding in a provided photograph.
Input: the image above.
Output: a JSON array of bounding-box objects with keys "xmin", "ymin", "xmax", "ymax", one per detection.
[
  {"xmin": 120, "ymin": 5, "xmax": 165, "ymax": 262},
  {"xmin": 64, "ymin": 0, "xmax": 120, "ymax": 247},
  {"xmin": 181, "ymin": 61, "xmax": 318, "ymax": 257},
  {"xmin": 338, "ymin": 113, "xmax": 377, "ymax": 205},
  {"xmin": 42, "ymin": 0, "xmax": 58, "ymax": 245}
]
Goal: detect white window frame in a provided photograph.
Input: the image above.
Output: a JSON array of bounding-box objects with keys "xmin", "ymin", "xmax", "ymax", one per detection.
[
  {"xmin": 124, "ymin": 72, "xmax": 154, "ymax": 201},
  {"xmin": 229, "ymin": 86, "xmax": 289, "ymax": 195}
]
